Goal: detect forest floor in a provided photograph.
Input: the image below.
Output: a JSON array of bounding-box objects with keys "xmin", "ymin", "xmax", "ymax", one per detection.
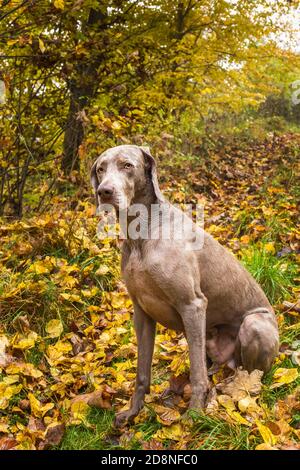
[{"xmin": 0, "ymin": 133, "xmax": 299, "ymax": 450}]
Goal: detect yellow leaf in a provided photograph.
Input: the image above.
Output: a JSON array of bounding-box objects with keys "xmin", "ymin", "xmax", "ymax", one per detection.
[
  {"xmin": 114, "ymin": 359, "xmax": 133, "ymax": 371},
  {"xmin": 0, "ymin": 383, "xmax": 22, "ymax": 410},
  {"xmin": 217, "ymin": 394, "xmax": 236, "ymax": 412},
  {"xmin": 38, "ymin": 38, "xmax": 45, "ymax": 53},
  {"xmin": 54, "ymin": 0, "xmax": 64, "ymax": 9},
  {"xmin": 240, "ymin": 235, "xmax": 250, "ymax": 244},
  {"xmin": 110, "ymin": 292, "xmax": 127, "ymax": 309},
  {"xmin": 3, "ymin": 375, "xmax": 19, "ymax": 385},
  {"xmin": 0, "ymin": 382, "xmax": 23, "ymax": 410},
  {"xmin": 111, "ymin": 121, "xmax": 122, "ymax": 130},
  {"xmin": 3, "ymin": 384, "xmax": 22, "ymax": 399},
  {"xmin": 271, "ymin": 368, "xmax": 299, "ymax": 388},
  {"xmin": 27, "ymin": 258, "xmax": 53, "ymax": 274},
  {"xmin": 254, "ymin": 225, "xmax": 266, "ymax": 232},
  {"xmin": 238, "ymin": 396, "xmax": 261, "ymax": 414},
  {"xmin": 12, "ymin": 331, "xmax": 38, "ymax": 350},
  {"xmin": 58, "ymin": 275, "xmax": 77, "ymax": 288},
  {"xmin": 70, "ymin": 401, "xmax": 90, "ymax": 424},
  {"xmin": 264, "ymin": 242, "xmax": 275, "ymax": 254},
  {"xmin": 114, "ymin": 372, "xmax": 126, "ymax": 384},
  {"xmin": 60, "ymin": 293, "xmax": 83, "ymax": 303},
  {"xmin": 0, "ymin": 397, "xmax": 9, "ymax": 410},
  {"xmin": 95, "ymin": 265, "xmax": 110, "ymax": 276},
  {"xmin": 15, "ymin": 435, "xmax": 35, "ymax": 450},
  {"xmin": 227, "ymin": 410, "xmax": 252, "ymax": 426},
  {"xmin": 256, "ymin": 443, "xmax": 277, "ymax": 450},
  {"xmin": 81, "ymin": 287, "xmax": 99, "ymax": 298},
  {"xmin": 6, "ymin": 362, "xmax": 43, "ymax": 379},
  {"xmin": 46, "ymin": 319, "xmax": 63, "ymax": 338},
  {"xmin": 153, "ymin": 423, "xmax": 183, "ymax": 441},
  {"xmin": 7, "ymin": 39, "xmax": 19, "ymax": 46},
  {"xmin": 256, "ymin": 420, "xmax": 277, "ymax": 446},
  {"xmin": 46, "ymin": 341, "xmax": 72, "ymax": 365},
  {"xmin": 28, "ymin": 393, "xmax": 54, "ymax": 418}
]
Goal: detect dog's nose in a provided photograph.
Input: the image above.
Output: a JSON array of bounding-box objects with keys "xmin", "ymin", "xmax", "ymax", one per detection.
[{"xmin": 98, "ymin": 185, "xmax": 114, "ymax": 198}]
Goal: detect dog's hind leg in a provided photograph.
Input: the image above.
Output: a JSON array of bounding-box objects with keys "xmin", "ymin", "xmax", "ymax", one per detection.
[{"xmin": 235, "ymin": 308, "xmax": 279, "ymax": 373}]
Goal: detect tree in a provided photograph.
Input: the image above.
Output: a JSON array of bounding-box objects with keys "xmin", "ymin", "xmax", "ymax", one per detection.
[{"xmin": 0, "ymin": 0, "xmax": 298, "ymax": 216}]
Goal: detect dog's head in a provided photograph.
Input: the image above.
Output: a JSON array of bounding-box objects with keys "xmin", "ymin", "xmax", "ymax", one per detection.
[{"xmin": 90, "ymin": 145, "xmax": 163, "ymax": 210}]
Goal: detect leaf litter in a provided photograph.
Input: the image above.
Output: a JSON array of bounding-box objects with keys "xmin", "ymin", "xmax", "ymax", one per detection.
[{"xmin": 0, "ymin": 134, "xmax": 299, "ymax": 449}]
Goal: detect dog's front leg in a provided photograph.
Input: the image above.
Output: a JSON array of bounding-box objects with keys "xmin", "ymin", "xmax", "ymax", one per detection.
[
  {"xmin": 180, "ymin": 295, "xmax": 209, "ymax": 410},
  {"xmin": 114, "ymin": 303, "xmax": 156, "ymax": 428}
]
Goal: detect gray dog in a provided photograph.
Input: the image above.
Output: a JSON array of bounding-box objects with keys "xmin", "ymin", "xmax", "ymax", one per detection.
[{"xmin": 91, "ymin": 144, "xmax": 279, "ymax": 427}]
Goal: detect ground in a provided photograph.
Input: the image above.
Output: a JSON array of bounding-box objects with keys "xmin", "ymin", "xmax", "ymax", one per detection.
[{"xmin": 0, "ymin": 133, "xmax": 299, "ymax": 450}]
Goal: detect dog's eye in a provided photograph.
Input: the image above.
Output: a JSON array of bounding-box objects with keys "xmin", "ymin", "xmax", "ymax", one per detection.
[
  {"xmin": 97, "ymin": 167, "xmax": 104, "ymax": 173},
  {"xmin": 124, "ymin": 163, "xmax": 133, "ymax": 170}
]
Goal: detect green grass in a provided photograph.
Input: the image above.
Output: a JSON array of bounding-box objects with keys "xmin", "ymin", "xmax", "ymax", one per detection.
[
  {"xmin": 188, "ymin": 412, "xmax": 258, "ymax": 450},
  {"xmin": 58, "ymin": 408, "xmax": 117, "ymax": 450},
  {"xmin": 240, "ymin": 246, "xmax": 297, "ymax": 304},
  {"xmin": 261, "ymin": 356, "xmax": 300, "ymax": 408}
]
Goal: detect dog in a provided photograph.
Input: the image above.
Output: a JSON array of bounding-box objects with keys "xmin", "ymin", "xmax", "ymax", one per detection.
[{"xmin": 91, "ymin": 145, "xmax": 279, "ymax": 427}]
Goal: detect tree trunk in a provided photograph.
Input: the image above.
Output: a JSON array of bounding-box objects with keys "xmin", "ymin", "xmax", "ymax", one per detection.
[
  {"xmin": 61, "ymin": 84, "xmax": 90, "ymax": 174},
  {"xmin": 61, "ymin": 8, "xmax": 107, "ymax": 174}
]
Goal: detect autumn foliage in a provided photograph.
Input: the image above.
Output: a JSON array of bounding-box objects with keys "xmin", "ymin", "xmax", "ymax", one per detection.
[{"xmin": 0, "ymin": 0, "xmax": 300, "ymax": 451}]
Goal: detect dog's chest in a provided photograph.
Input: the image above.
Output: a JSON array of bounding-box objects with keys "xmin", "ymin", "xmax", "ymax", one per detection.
[
  {"xmin": 122, "ymin": 249, "xmax": 183, "ymax": 331},
  {"xmin": 122, "ymin": 249, "xmax": 150, "ymax": 295}
]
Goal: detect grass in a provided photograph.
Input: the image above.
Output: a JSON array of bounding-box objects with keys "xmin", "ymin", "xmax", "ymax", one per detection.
[
  {"xmin": 261, "ymin": 356, "xmax": 300, "ymax": 408},
  {"xmin": 240, "ymin": 246, "xmax": 297, "ymax": 304},
  {"xmin": 188, "ymin": 412, "xmax": 258, "ymax": 450},
  {"xmin": 58, "ymin": 408, "xmax": 117, "ymax": 450}
]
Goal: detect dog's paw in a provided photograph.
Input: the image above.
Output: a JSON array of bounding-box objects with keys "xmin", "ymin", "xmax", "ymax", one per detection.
[
  {"xmin": 188, "ymin": 394, "xmax": 206, "ymax": 411},
  {"xmin": 114, "ymin": 410, "xmax": 135, "ymax": 428}
]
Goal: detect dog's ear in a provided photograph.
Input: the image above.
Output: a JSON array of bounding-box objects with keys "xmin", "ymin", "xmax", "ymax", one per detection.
[
  {"xmin": 90, "ymin": 159, "xmax": 99, "ymax": 209},
  {"xmin": 141, "ymin": 147, "xmax": 164, "ymax": 202}
]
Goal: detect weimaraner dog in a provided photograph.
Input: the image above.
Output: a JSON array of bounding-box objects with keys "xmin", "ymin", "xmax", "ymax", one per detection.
[{"xmin": 91, "ymin": 145, "xmax": 279, "ymax": 427}]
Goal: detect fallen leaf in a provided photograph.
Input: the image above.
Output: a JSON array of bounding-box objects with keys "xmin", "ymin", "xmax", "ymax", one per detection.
[
  {"xmin": 28, "ymin": 393, "xmax": 54, "ymax": 418},
  {"xmin": 280, "ymin": 444, "xmax": 300, "ymax": 450},
  {"xmin": 143, "ymin": 439, "xmax": 164, "ymax": 450},
  {"xmin": 45, "ymin": 319, "xmax": 63, "ymax": 338},
  {"xmin": 0, "ymin": 335, "xmax": 10, "ymax": 367},
  {"xmin": 271, "ymin": 368, "xmax": 299, "ymax": 388},
  {"xmin": 0, "ymin": 422, "xmax": 9, "ymax": 433},
  {"xmin": 71, "ymin": 388, "xmax": 114, "ymax": 410},
  {"xmin": 183, "ymin": 383, "xmax": 192, "ymax": 402},
  {"xmin": 217, "ymin": 394, "xmax": 236, "ymax": 412},
  {"xmin": 54, "ymin": 0, "xmax": 64, "ymax": 11},
  {"xmin": 169, "ymin": 373, "xmax": 190, "ymax": 395},
  {"xmin": 6, "ymin": 362, "xmax": 43, "ymax": 379},
  {"xmin": 218, "ymin": 369, "xmax": 263, "ymax": 400},
  {"xmin": 41, "ymin": 422, "xmax": 65, "ymax": 449},
  {"xmin": 256, "ymin": 443, "xmax": 278, "ymax": 450},
  {"xmin": 265, "ymin": 242, "xmax": 275, "ymax": 254},
  {"xmin": 0, "ymin": 437, "xmax": 17, "ymax": 450},
  {"xmin": 70, "ymin": 400, "xmax": 90, "ymax": 425},
  {"xmin": 291, "ymin": 351, "xmax": 300, "ymax": 366},
  {"xmin": 238, "ymin": 396, "xmax": 262, "ymax": 415},
  {"xmin": 256, "ymin": 420, "xmax": 277, "ymax": 446},
  {"xmin": 12, "ymin": 331, "xmax": 38, "ymax": 350},
  {"xmin": 153, "ymin": 423, "xmax": 183, "ymax": 441},
  {"xmin": 152, "ymin": 404, "xmax": 181, "ymax": 426},
  {"xmin": 227, "ymin": 410, "xmax": 252, "ymax": 426},
  {"xmin": 95, "ymin": 265, "xmax": 110, "ymax": 276}
]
